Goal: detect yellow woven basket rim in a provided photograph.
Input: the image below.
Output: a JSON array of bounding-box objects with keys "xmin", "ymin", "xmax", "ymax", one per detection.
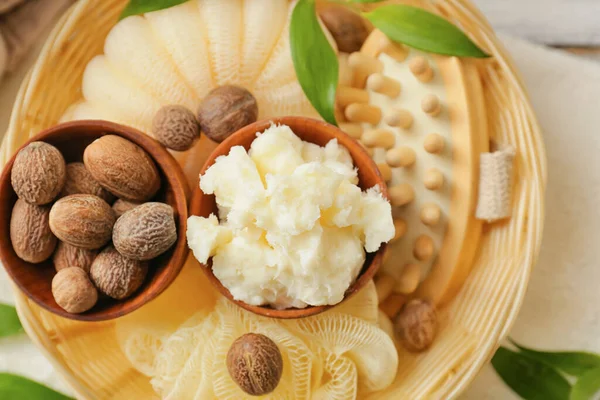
[{"xmin": 1, "ymin": 0, "xmax": 547, "ymax": 398}]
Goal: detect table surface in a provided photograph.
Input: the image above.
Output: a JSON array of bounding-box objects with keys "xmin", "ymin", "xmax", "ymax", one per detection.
[
  {"xmin": 474, "ymin": 0, "xmax": 600, "ymax": 61},
  {"xmin": 473, "ymin": 0, "xmax": 600, "ymax": 47}
]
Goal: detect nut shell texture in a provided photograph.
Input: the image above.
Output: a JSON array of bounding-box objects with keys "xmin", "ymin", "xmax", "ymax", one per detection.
[
  {"xmin": 52, "ymin": 267, "xmax": 98, "ymax": 314},
  {"xmin": 112, "ymin": 199, "xmax": 143, "ymax": 218},
  {"xmin": 60, "ymin": 162, "xmax": 114, "ymax": 203},
  {"xmin": 83, "ymin": 135, "xmax": 160, "ymax": 202},
  {"xmin": 49, "ymin": 195, "xmax": 115, "ymax": 249},
  {"xmin": 319, "ymin": 5, "xmax": 369, "ymax": 53},
  {"xmin": 11, "ymin": 141, "xmax": 66, "ymax": 205},
  {"xmin": 394, "ymin": 299, "xmax": 438, "ymax": 352},
  {"xmin": 90, "ymin": 246, "xmax": 148, "ymax": 300},
  {"xmin": 226, "ymin": 333, "xmax": 283, "ymax": 396},
  {"xmin": 10, "ymin": 199, "xmax": 57, "ymax": 263},
  {"xmin": 197, "ymin": 85, "xmax": 258, "ymax": 143},
  {"xmin": 53, "ymin": 242, "xmax": 98, "ymax": 273},
  {"xmin": 153, "ymin": 105, "xmax": 200, "ymax": 151},
  {"xmin": 113, "ymin": 202, "xmax": 177, "ymax": 261}
]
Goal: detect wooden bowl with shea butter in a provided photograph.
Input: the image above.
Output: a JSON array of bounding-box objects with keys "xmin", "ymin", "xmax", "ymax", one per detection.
[
  {"xmin": 0, "ymin": 120, "xmax": 189, "ymax": 322},
  {"xmin": 189, "ymin": 116, "xmax": 389, "ymax": 319}
]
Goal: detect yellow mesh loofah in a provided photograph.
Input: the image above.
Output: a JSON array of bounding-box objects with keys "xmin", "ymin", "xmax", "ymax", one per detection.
[
  {"xmin": 105, "ymin": 16, "xmax": 198, "ymax": 109},
  {"xmin": 116, "ymin": 261, "xmax": 219, "ymax": 383},
  {"xmin": 116, "ymin": 265, "xmax": 393, "ymax": 399},
  {"xmin": 117, "ymin": 262, "xmax": 218, "ymax": 396},
  {"xmin": 312, "ymin": 351, "xmax": 357, "ymax": 400},
  {"xmin": 291, "ymin": 313, "xmax": 398, "ymax": 393},
  {"xmin": 252, "ymin": 4, "xmax": 296, "ymax": 92},
  {"xmin": 240, "ymin": 0, "xmax": 289, "ymax": 84},
  {"xmin": 81, "ymin": 55, "xmax": 162, "ymax": 127},
  {"xmin": 377, "ymin": 310, "xmax": 395, "ymax": 341},
  {"xmin": 211, "ymin": 300, "xmax": 316, "ymax": 400},
  {"xmin": 65, "ymin": 0, "xmax": 316, "ymax": 189},
  {"xmin": 144, "ymin": 1, "xmax": 214, "ymax": 99},
  {"xmin": 198, "ymin": 0, "xmax": 242, "ymax": 85},
  {"xmin": 152, "ymin": 312, "xmax": 219, "ymax": 398},
  {"xmin": 335, "ymin": 279, "xmax": 379, "ymax": 325},
  {"xmin": 192, "ymin": 328, "xmax": 219, "ymax": 400},
  {"xmin": 120, "ymin": 327, "xmax": 165, "ymax": 377},
  {"xmin": 122, "ymin": 285, "xmax": 397, "ymax": 400}
]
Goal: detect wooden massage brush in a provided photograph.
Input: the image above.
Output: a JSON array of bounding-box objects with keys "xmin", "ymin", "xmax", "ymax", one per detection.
[{"xmin": 336, "ymin": 30, "xmax": 489, "ymax": 317}]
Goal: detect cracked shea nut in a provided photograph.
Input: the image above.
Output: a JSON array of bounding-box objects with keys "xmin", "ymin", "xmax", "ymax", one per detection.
[
  {"xmin": 152, "ymin": 105, "xmax": 200, "ymax": 151},
  {"xmin": 227, "ymin": 333, "xmax": 283, "ymax": 396},
  {"xmin": 90, "ymin": 246, "xmax": 148, "ymax": 300},
  {"xmin": 60, "ymin": 162, "xmax": 114, "ymax": 202},
  {"xmin": 197, "ymin": 85, "xmax": 258, "ymax": 143},
  {"xmin": 49, "ymin": 195, "xmax": 116, "ymax": 249},
  {"xmin": 10, "ymin": 199, "xmax": 57, "ymax": 263},
  {"xmin": 394, "ymin": 299, "xmax": 438, "ymax": 352},
  {"xmin": 11, "ymin": 141, "xmax": 66, "ymax": 205},
  {"xmin": 319, "ymin": 5, "xmax": 369, "ymax": 53},
  {"xmin": 53, "ymin": 242, "xmax": 98, "ymax": 273},
  {"xmin": 113, "ymin": 202, "xmax": 177, "ymax": 261},
  {"xmin": 52, "ymin": 267, "xmax": 98, "ymax": 314},
  {"xmin": 112, "ymin": 198, "xmax": 143, "ymax": 218},
  {"xmin": 83, "ymin": 135, "xmax": 160, "ymax": 202}
]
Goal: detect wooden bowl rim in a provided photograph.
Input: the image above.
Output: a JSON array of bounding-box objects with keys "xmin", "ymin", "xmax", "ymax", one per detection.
[
  {"xmin": 189, "ymin": 116, "xmax": 388, "ymax": 319},
  {"xmin": 0, "ymin": 120, "xmax": 190, "ymax": 322}
]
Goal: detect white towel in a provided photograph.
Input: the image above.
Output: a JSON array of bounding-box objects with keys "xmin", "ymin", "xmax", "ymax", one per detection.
[{"xmin": 1, "ymin": 35, "xmax": 600, "ymax": 399}]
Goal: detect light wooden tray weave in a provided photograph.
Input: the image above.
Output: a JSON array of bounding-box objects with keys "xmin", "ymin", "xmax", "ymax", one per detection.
[{"xmin": 1, "ymin": 0, "xmax": 546, "ymax": 399}]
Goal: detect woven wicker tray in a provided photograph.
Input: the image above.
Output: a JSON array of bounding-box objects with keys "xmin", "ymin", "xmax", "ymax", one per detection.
[{"xmin": 1, "ymin": 0, "xmax": 546, "ymax": 398}]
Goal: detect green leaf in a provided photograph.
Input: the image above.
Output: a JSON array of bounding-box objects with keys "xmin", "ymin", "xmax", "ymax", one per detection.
[
  {"xmin": 511, "ymin": 340, "xmax": 600, "ymax": 378},
  {"xmin": 0, "ymin": 303, "xmax": 22, "ymax": 338},
  {"xmin": 0, "ymin": 374, "xmax": 72, "ymax": 400},
  {"xmin": 492, "ymin": 347, "xmax": 571, "ymax": 400},
  {"xmin": 570, "ymin": 367, "xmax": 600, "ymax": 400},
  {"xmin": 120, "ymin": 0, "xmax": 188, "ymax": 20},
  {"xmin": 363, "ymin": 5, "xmax": 489, "ymax": 58},
  {"xmin": 290, "ymin": 0, "xmax": 339, "ymax": 125}
]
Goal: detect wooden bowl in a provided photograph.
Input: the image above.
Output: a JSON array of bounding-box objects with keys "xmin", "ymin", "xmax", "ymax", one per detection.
[
  {"xmin": 190, "ymin": 116, "xmax": 388, "ymax": 319},
  {"xmin": 0, "ymin": 120, "xmax": 189, "ymax": 322}
]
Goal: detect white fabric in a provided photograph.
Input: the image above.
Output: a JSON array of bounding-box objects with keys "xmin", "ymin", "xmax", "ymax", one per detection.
[
  {"xmin": 1, "ymin": 35, "xmax": 600, "ymax": 399},
  {"xmin": 475, "ymin": 147, "xmax": 516, "ymax": 222}
]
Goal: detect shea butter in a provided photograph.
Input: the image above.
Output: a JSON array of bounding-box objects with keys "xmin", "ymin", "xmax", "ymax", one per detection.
[{"xmin": 187, "ymin": 124, "xmax": 394, "ymax": 308}]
